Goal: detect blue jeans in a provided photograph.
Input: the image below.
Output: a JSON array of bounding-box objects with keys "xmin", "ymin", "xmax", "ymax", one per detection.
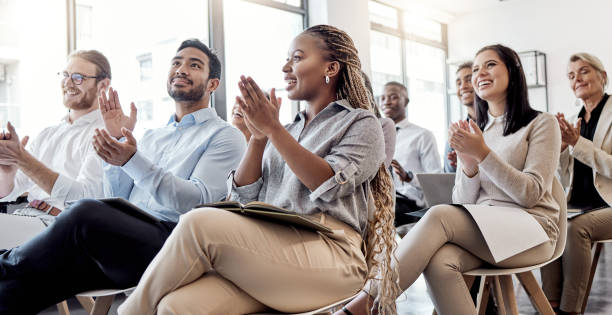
[{"xmin": 0, "ymin": 199, "xmax": 176, "ymax": 314}]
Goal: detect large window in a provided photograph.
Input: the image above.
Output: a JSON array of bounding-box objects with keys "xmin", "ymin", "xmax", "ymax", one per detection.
[
  {"xmin": 75, "ymin": 0, "xmax": 209, "ymax": 137},
  {"xmin": 5, "ymin": 1, "xmax": 306, "ymax": 140},
  {"xmin": 0, "ymin": 0, "xmax": 67, "ymax": 139},
  {"xmin": 222, "ymin": 0, "xmax": 306, "ymax": 124},
  {"xmin": 369, "ymin": 1, "xmax": 449, "ymax": 159}
]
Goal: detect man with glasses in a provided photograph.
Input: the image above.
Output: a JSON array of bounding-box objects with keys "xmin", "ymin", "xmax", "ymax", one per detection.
[
  {"xmin": 0, "ymin": 39, "xmax": 246, "ymax": 314},
  {"xmin": 0, "ymin": 50, "xmax": 112, "ymax": 223}
]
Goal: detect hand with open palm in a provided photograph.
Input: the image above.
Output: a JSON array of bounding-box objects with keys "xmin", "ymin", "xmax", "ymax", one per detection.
[
  {"xmin": 0, "ymin": 122, "xmax": 29, "ymax": 175},
  {"xmin": 99, "ymin": 87, "xmax": 137, "ymax": 139}
]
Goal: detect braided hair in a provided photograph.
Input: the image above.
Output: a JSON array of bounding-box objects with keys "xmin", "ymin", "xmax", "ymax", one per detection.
[{"xmin": 302, "ymin": 24, "xmax": 399, "ymax": 315}]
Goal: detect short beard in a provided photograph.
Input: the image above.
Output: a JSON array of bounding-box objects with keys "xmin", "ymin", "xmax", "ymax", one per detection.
[
  {"xmin": 167, "ymin": 82, "xmax": 206, "ymax": 103},
  {"xmin": 64, "ymin": 86, "xmax": 97, "ymax": 111}
]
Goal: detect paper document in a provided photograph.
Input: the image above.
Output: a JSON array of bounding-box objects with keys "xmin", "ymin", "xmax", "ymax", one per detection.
[
  {"xmin": 463, "ymin": 204, "xmax": 550, "ymax": 263},
  {"xmin": 0, "ymin": 213, "xmax": 47, "ymax": 249}
]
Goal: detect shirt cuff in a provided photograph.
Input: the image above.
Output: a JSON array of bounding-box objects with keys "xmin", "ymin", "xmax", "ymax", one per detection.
[
  {"xmin": 228, "ymin": 171, "xmax": 263, "ymax": 203},
  {"xmin": 49, "ymin": 173, "xmax": 73, "ymax": 205},
  {"xmin": 569, "ymin": 136, "xmax": 588, "ymax": 157},
  {"xmin": 310, "ymin": 161, "xmax": 358, "ymax": 203},
  {"xmin": 121, "ymin": 151, "xmax": 154, "ymax": 182}
]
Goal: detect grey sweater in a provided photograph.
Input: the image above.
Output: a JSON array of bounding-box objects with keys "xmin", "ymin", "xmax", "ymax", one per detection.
[{"xmin": 452, "ymin": 112, "xmax": 562, "ymax": 240}]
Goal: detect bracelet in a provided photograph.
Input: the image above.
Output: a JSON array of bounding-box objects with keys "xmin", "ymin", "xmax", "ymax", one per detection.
[{"xmin": 342, "ymin": 306, "xmax": 354, "ymax": 315}]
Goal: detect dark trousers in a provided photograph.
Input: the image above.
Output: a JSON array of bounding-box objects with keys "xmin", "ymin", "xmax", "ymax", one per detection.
[
  {"xmin": 0, "ymin": 199, "xmax": 176, "ymax": 314},
  {"xmin": 395, "ymin": 192, "xmax": 422, "ymax": 226}
]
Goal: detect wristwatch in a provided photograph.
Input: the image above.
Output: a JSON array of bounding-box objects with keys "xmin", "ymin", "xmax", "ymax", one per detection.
[{"xmin": 405, "ymin": 170, "xmax": 414, "ymax": 182}]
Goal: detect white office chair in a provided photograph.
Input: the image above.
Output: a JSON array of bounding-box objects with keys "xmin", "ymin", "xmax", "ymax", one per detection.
[
  {"xmin": 461, "ymin": 178, "xmax": 567, "ymax": 315},
  {"xmin": 56, "ymin": 287, "xmax": 135, "ymax": 315},
  {"xmin": 580, "ymin": 238, "xmax": 612, "ymax": 313}
]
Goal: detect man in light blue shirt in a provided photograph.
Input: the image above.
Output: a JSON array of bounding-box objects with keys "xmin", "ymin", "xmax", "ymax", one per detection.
[{"xmin": 0, "ymin": 39, "xmax": 246, "ymax": 313}]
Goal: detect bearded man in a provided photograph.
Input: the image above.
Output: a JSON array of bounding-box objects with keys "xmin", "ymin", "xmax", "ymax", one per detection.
[
  {"xmin": 0, "ymin": 39, "xmax": 246, "ymax": 313},
  {"xmin": 0, "ymin": 50, "xmax": 111, "ymax": 223}
]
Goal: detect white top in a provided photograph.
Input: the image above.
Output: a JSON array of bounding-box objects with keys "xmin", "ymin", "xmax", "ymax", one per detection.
[
  {"xmin": 453, "ymin": 111, "xmax": 561, "ymax": 241},
  {"xmin": 393, "ymin": 118, "xmax": 441, "ymax": 207},
  {"xmin": 0, "ymin": 110, "xmax": 105, "ymax": 209}
]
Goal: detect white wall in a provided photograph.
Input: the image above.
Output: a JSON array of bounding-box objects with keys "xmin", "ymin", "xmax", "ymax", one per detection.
[
  {"xmin": 309, "ymin": 0, "xmax": 372, "ymax": 75},
  {"xmin": 448, "ymin": 0, "xmax": 612, "ymax": 115}
]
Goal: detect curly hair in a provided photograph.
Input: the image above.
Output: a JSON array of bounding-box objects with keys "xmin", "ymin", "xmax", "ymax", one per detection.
[{"xmin": 302, "ymin": 24, "xmax": 399, "ymax": 315}]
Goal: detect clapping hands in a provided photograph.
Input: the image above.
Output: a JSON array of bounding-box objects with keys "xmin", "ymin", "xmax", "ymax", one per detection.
[
  {"xmin": 555, "ymin": 113, "xmax": 581, "ymax": 151},
  {"xmin": 99, "ymin": 87, "xmax": 137, "ymax": 139},
  {"xmin": 92, "ymin": 127, "xmax": 137, "ymax": 166},
  {"xmin": 449, "ymin": 119, "xmax": 489, "ymax": 175},
  {"xmin": 235, "ymin": 76, "xmax": 282, "ymax": 140},
  {"xmin": 0, "ymin": 122, "xmax": 29, "ymax": 173}
]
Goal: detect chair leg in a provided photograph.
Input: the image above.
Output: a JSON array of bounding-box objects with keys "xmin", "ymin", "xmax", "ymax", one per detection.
[
  {"xmin": 516, "ymin": 271, "xmax": 554, "ymax": 315},
  {"xmin": 77, "ymin": 296, "xmax": 95, "ymax": 313},
  {"xmin": 492, "ymin": 276, "xmax": 507, "ymax": 315},
  {"xmin": 581, "ymin": 242, "xmax": 604, "ymax": 313},
  {"xmin": 56, "ymin": 301, "xmax": 70, "ymax": 315},
  {"xmin": 498, "ymin": 275, "xmax": 518, "ymax": 315},
  {"xmin": 476, "ymin": 276, "xmax": 491, "ymax": 315},
  {"xmin": 463, "ymin": 275, "xmax": 476, "ymax": 291},
  {"xmin": 91, "ymin": 295, "xmax": 115, "ymax": 315}
]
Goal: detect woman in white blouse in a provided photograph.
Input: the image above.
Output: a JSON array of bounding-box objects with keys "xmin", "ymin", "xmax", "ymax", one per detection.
[{"xmin": 340, "ymin": 44, "xmax": 561, "ymax": 315}]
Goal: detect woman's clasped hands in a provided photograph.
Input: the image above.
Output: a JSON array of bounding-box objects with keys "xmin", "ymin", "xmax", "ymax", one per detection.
[
  {"xmin": 235, "ymin": 75, "xmax": 282, "ymax": 141},
  {"xmin": 448, "ymin": 119, "xmax": 490, "ymax": 177}
]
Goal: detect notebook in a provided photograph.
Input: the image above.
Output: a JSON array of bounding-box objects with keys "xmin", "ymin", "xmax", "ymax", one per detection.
[
  {"xmin": 416, "ymin": 173, "xmax": 455, "ymax": 207},
  {"xmin": 0, "ymin": 213, "xmax": 47, "ymax": 249},
  {"xmin": 195, "ymin": 201, "xmax": 332, "ymax": 233}
]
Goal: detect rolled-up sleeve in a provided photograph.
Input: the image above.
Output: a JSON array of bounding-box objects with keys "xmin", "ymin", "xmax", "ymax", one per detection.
[
  {"xmin": 310, "ymin": 115, "xmax": 385, "ymax": 203},
  {"xmin": 50, "ymin": 149, "xmax": 104, "ymax": 206},
  {"xmin": 228, "ymin": 171, "xmax": 263, "ymax": 204}
]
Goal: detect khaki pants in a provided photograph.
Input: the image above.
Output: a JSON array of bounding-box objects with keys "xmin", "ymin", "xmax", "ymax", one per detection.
[
  {"xmin": 541, "ymin": 207, "xmax": 612, "ymax": 313},
  {"xmin": 369, "ymin": 204, "xmax": 556, "ymax": 315},
  {"xmin": 118, "ymin": 208, "xmax": 367, "ymax": 315}
]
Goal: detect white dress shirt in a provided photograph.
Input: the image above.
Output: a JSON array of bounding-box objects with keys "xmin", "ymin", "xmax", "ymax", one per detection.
[
  {"xmin": 393, "ymin": 118, "xmax": 442, "ymax": 207},
  {"xmin": 0, "ymin": 110, "xmax": 105, "ymax": 209}
]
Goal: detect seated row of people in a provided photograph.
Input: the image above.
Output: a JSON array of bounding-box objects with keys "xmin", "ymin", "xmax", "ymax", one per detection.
[
  {"xmin": 0, "ymin": 23, "xmax": 609, "ymax": 315},
  {"xmin": 0, "ymin": 25, "xmax": 399, "ymax": 314},
  {"xmin": 339, "ymin": 50, "xmax": 611, "ymax": 315}
]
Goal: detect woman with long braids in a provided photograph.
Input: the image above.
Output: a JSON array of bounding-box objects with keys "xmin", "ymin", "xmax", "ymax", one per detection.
[
  {"xmin": 340, "ymin": 44, "xmax": 562, "ymax": 315},
  {"xmin": 117, "ymin": 24, "xmax": 398, "ymax": 315}
]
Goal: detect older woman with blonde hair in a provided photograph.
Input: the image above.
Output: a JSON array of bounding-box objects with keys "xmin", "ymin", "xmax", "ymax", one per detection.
[{"xmin": 542, "ymin": 52, "xmax": 611, "ymax": 315}]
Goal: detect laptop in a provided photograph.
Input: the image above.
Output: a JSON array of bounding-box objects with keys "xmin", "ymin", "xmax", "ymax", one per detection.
[{"xmin": 416, "ymin": 173, "xmax": 455, "ymax": 207}]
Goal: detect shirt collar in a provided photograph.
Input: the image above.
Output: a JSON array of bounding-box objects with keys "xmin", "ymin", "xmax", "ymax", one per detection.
[
  {"xmin": 395, "ymin": 118, "xmax": 412, "ymax": 130},
  {"xmin": 167, "ymin": 107, "xmax": 217, "ymax": 127},
  {"xmin": 62, "ymin": 109, "xmax": 102, "ymax": 125},
  {"xmin": 293, "ymin": 99, "xmax": 354, "ymax": 122},
  {"xmin": 484, "ymin": 111, "xmax": 505, "ymax": 131},
  {"xmin": 579, "ymin": 93, "xmax": 609, "ymax": 121}
]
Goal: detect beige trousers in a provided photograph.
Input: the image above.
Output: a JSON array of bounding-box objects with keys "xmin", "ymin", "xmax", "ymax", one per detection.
[
  {"xmin": 117, "ymin": 208, "xmax": 367, "ymax": 315},
  {"xmin": 541, "ymin": 207, "xmax": 612, "ymax": 313},
  {"xmin": 370, "ymin": 204, "xmax": 556, "ymax": 315}
]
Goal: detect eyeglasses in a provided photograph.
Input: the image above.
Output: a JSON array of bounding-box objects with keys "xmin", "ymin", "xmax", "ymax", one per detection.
[{"xmin": 58, "ymin": 71, "xmax": 101, "ymax": 85}]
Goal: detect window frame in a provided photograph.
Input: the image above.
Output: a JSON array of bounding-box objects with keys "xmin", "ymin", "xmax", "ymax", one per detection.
[
  {"xmin": 369, "ymin": 0, "xmax": 451, "ymax": 128},
  {"xmin": 67, "ymin": 0, "xmax": 308, "ymax": 121}
]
